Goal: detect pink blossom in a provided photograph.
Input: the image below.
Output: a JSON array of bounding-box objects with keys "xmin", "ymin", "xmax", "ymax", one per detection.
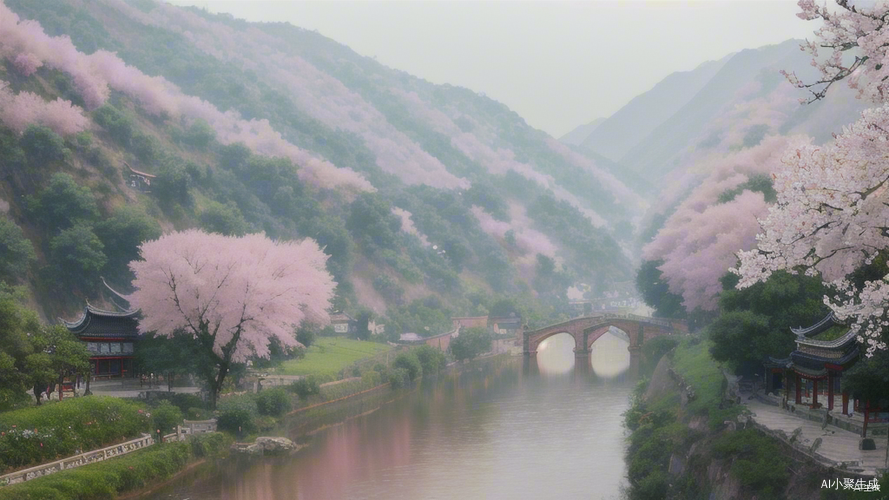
[
  {"xmin": 12, "ymin": 52, "xmax": 40, "ymax": 76},
  {"xmin": 128, "ymin": 230, "xmax": 336, "ymax": 362},
  {"xmin": 0, "ymin": 81, "xmax": 88, "ymax": 135},
  {"xmin": 644, "ymin": 138, "xmax": 792, "ymax": 310}
]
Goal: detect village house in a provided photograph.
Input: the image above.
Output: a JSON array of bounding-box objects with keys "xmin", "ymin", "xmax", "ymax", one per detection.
[{"xmin": 330, "ymin": 311, "xmax": 357, "ymax": 335}]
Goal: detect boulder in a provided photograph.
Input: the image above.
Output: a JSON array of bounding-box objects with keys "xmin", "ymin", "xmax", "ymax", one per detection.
[
  {"xmin": 231, "ymin": 436, "xmax": 297, "ymax": 456},
  {"xmin": 254, "ymin": 436, "xmax": 297, "ymax": 455}
]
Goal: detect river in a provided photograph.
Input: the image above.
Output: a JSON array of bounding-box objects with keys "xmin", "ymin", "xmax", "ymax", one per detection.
[{"xmin": 141, "ymin": 331, "xmax": 634, "ymax": 500}]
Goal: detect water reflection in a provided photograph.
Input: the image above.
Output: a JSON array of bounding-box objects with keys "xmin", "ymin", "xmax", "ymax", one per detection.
[
  {"xmin": 536, "ymin": 333, "xmax": 576, "ymax": 375},
  {"xmin": 590, "ymin": 330, "xmax": 631, "ymax": 379},
  {"xmin": 535, "ymin": 328, "xmax": 631, "ymax": 379},
  {"xmin": 145, "ymin": 352, "xmax": 633, "ymax": 500}
]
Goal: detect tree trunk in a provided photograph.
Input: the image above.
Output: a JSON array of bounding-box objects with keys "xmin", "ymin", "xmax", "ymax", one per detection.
[
  {"xmin": 84, "ymin": 371, "xmax": 91, "ymax": 396},
  {"xmin": 208, "ymin": 363, "xmax": 230, "ymax": 410},
  {"xmin": 168, "ymin": 372, "xmax": 173, "ymax": 392}
]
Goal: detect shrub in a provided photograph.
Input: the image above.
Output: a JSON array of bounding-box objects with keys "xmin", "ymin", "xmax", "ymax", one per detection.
[
  {"xmin": 361, "ymin": 370, "xmax": 382, "ymax": 388},
  {"xmin": 177, "ymin": 119, "xmax": 215, "ymax": 150},
  {"xmin": 450, "ymin": 327, "xmax": 492, "ymax": 362},
  {"xmin": 254, "ymin": 387, "xmax": 291, "ymax": 416},
  {"xmin": 130, "ymin": 132, "xmax": 159, "ymax": 163},
  {"xmin": 711, "ymin": 429, "xmax": 789, "ymax": 497},
  {"xmin": 93, "ymin": 105, "xmax": 133, "ymax": 146},
  {"xmin": 48, "ymin": 224, "xmax": 107, "ymax": 290},
  {"xmin": 26, "ymin": 172, "xmax": 99, "ymax": 230},
  {"xmin": 393, "ymin": 352, "xmax": 422, "ymax": 381},
  {"xmin": 199, "ymin": 200, "xmax": 247, "ymax": 236},
  {"xmin": 633, "ymin": 470, "xmax": 669, "ymax": 500},
  {"xmin": 0, "ymin": 397, "xmax": 148, "ymax": 472},
  {"xmin": 414, "ymin": 345, "xmax": 447, "ymax": 375},
  {"xmin": 295, "ymin": 325, "xmax": 316, "ymax": 348},
  {"xmin": 388, "ymin": 368, "xmax": 410, "ymax": 389},
  {"xmin": 151, "ymin": 392, "xmax": 205, "ymax": 415},
  {"xmin": 215, "ymin": 395, "xmax": 257, "ymax": 435},
  {"xmin": 288, "ymin": 377, "xmax": 320, "ymax": 401},
  {"xmin": 21, "ymin": 125, "xmax": 68, "ymax": 166},
  {"xmin": 150, "ymin": 401, "xmax": 182, "ymax": 435},
  {"xmin": 188, "ymin": 432, "xmax": 231, "ymax": 459},
  {"xmin": 0, "ymin": 217, "xmax": 36, "ymax": 282}
]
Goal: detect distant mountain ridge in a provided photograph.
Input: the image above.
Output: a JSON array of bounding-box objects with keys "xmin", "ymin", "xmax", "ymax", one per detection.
[
  {"xmin": 579, "ymin": 54, "xmax": 732, "ymax": 162},
  {"xmin": 579, "ymin": 39, "xmax": 867, "ymax": 182},
  {"xmin": 558, "ymin": 118, "xmax": 604, "ymax": 146}
]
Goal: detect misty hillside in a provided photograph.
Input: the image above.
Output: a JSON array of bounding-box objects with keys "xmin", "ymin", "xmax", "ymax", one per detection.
[
  {"xmin": 0, "ymin": 0, "xmax": 646, "ymax": 329},
  {"xmin": 558, "ymin": 117, "xmax": 604, "ymax": 146},
  {"xmin": 579, "ymin": 54, "xmax": 731, "ymax": 163}
]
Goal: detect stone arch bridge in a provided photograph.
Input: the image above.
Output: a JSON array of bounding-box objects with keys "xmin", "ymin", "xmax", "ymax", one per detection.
[{"xmin": 523, "ymin": 314, "xmax": 688, "ymax": 368}]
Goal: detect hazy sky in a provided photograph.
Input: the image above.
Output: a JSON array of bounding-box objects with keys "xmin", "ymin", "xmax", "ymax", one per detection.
[{"xmin": 166, "ymin": 1, "xmax": 819, "ymax": 138}]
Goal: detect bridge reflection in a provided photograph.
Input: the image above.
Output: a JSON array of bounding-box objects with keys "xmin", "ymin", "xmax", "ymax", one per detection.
[{"xmin": 526, "ymin": 330, "xmax": 634, "ymax": 379}]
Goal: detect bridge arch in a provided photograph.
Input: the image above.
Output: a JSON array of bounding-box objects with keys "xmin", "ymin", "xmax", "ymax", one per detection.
[{"xmin": 523, "ymin": 314, "xmax": 687, "ymax": 362}]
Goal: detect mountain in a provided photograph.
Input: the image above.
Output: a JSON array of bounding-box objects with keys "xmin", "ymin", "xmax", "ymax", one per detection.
[
  {"xmin": 558, "ymin": 118, "xmax": 605, "ymax": 146},
  {"xmin": 579, "ymin": 54, "xmax": 732, "ymax": 162},
  {"xmin": 615, "ymin": 39, "xmax": 868, "ymax": 180},
  {"xmin": 0, "ymin": 0, "xmax": 640, "ymax": 327}
]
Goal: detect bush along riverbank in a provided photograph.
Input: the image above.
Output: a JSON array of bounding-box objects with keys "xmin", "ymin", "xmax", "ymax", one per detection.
[
  {"xmin": 623, "ymin": 336, "xmax": 888, "ymax": 500},
  {"xmin": 0, "ymin": 432, "xmax": 231, "ymax": 500}
]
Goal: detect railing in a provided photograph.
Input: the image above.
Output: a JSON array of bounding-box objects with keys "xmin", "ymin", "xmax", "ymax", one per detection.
[
  {"xmin": 0, "ymin": 433, "xmax": 153, "ymax": 486},
  {"xmin": 0, "ymin": 418, "xmax": 217, "ymax": 487},
  {"xmin": 528, "ymin": 313, "xmax": 684, "ymax": 334}
]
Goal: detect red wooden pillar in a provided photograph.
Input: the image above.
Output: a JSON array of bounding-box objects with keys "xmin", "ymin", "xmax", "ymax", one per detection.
[
  {"xmin": 842, "ymin": 391, "xmax": 849, "ymax": 415},
  {"xmin": 812, "ymin": 379, "xmax": 819, "ymax": 407},
  {"xmin": 827, "ymin": 372, "xmax": 834, "ymax": 410},
  {"xmin": 795, "ymin": 373, "xmax": 802, "ymax": 404}
]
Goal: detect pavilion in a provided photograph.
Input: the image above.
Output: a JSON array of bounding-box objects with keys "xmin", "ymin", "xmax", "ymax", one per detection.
[{"xmin": 763, "ymin": 312, "xmax": 887, "ymax": 437}]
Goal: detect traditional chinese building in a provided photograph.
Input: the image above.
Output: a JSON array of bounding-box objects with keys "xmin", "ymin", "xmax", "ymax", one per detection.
[
  {"xmin": 125, "ymin": 162, "xmax": 155, "ymax": 193},
  {"xmin": 763, "ymin": 312, "xmax": 889, "ymax": 436},
  {"xmin": 764, "ymin": 312, "xmax": 858, "ymax": 413},
  {"xmin": 62, "ymin": 304, "xmax": 140, "ymax": 378},
  {"xmin": 330, "ymin": 312, "xmax": 357, "ymax": 335},
  {"xmin": 490, "ymin": 315, "xmax": 521, "ymax": 336}
]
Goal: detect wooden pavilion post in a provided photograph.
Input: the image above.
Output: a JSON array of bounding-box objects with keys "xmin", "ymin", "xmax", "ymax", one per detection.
[
  {"xmin": 812, "ymin": 379, "xmax": 819, "ymax": 407},
  {"xmin": 827, "ymin": 372, "xmax": 834, "ymax": 410},
  {"xmin": 795, "ymin": 373, "xmax": 802, "ymax": 405}
]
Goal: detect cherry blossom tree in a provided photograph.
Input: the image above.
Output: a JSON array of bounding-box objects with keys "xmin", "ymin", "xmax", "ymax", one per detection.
[
  {"xmin": 735, "ymin": 0, "xmax": 889, "ymax": 355},
  {"xmin": 643, "ymin": 137, "xmax": 791, "ymax": 311},
  {"xmin": 128, "ymin": 230, "xmax": 336, "ymax": 408}
]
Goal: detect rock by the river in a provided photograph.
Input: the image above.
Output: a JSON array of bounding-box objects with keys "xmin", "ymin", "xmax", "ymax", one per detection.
[{"xmin": 232, "ymin": 436, "xmax": 297, "ymax": 456}]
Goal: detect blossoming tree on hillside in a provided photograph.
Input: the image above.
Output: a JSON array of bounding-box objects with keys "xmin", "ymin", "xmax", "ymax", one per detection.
[
  {"xmin": 735, "ymin": 0, "xmax": 889, "ymax": 355},
  {"xmin": 128, "ymin": 230, "xmax": 336, "ymax": 408}
]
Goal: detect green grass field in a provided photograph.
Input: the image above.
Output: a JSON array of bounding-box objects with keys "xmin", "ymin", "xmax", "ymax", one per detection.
[{"xmin": 276, "ymin": 337, "xmax": 393, "ymax": 378}]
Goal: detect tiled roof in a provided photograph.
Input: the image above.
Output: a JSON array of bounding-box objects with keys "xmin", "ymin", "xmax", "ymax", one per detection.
[{"xmin": 62, "ymin": 305, "xmax": 140, "ymax": 338}]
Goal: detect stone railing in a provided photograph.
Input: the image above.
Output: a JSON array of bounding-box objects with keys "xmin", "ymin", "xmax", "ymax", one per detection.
[
  {"xmin": 0, "ymin": 433, "xmax": 153, "ymax": 486},
  {"xmin": 180, "ymin": 419, "xmax": 217, "ymax": 435},
  {"xmin": 0, "ymin": 420, "xmax": 218, "ymax": 487}
]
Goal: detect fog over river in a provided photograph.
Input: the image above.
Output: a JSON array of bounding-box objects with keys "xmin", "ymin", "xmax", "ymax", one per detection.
[{"xmin": 143, "ymin": 332, "xmax": 633, "ymax": 500}]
